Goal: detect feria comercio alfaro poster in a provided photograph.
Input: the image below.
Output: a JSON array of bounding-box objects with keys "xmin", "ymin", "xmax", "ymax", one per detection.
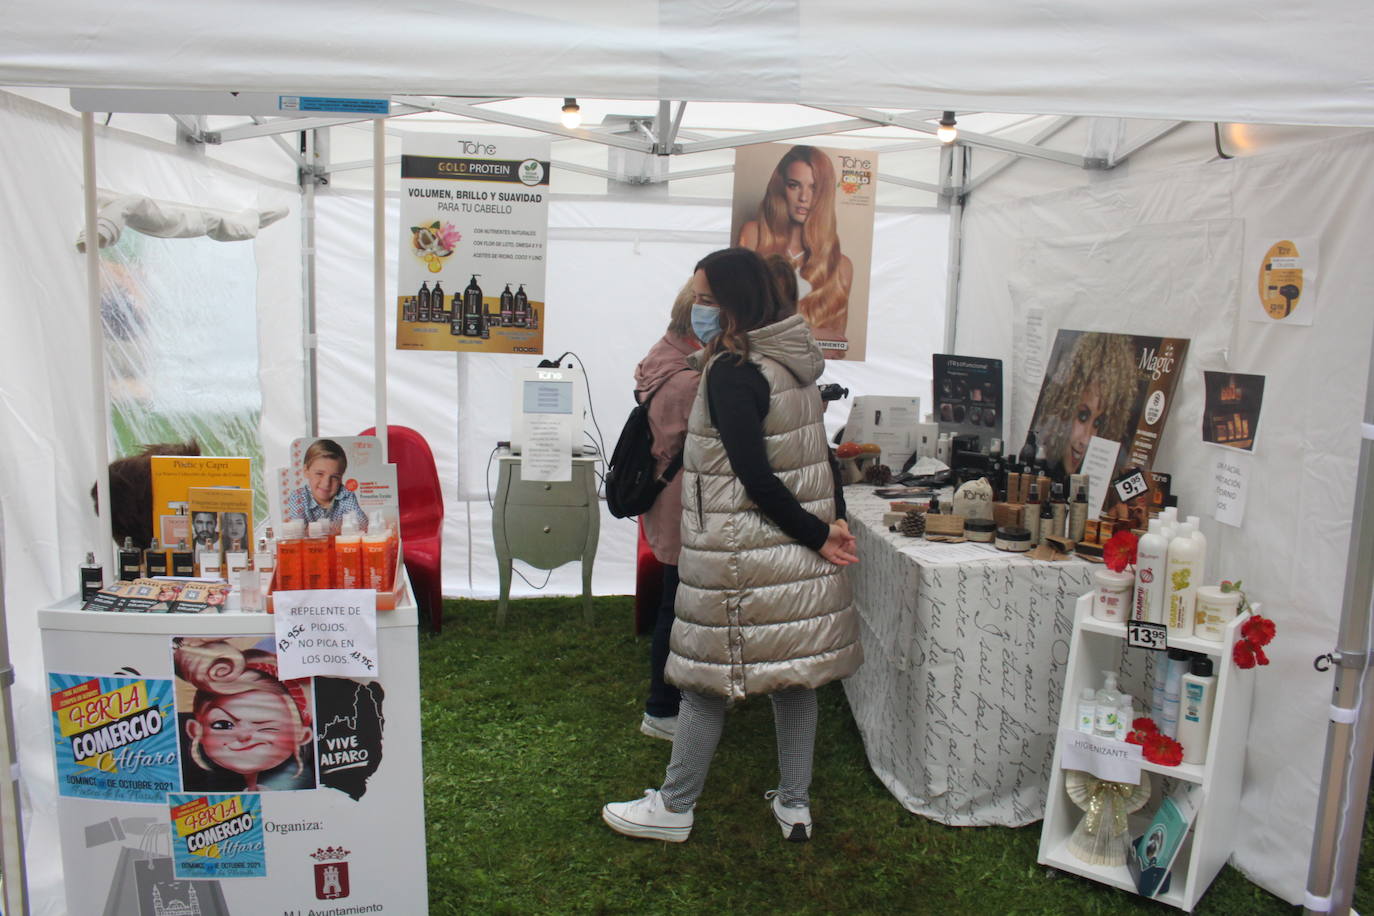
[{"xmin": 396, "ymin": 133, "xmax": 551, "ymax": 354}]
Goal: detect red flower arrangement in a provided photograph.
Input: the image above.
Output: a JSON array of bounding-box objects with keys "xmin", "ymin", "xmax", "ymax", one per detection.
[
  {"xmin": 1124, "ymin": 717, "xmax": 1184, "ymax": 766},
  {"xmin": 1220, "ymin": 580, "xmax": 1277, "ymax": 669},
  {"xmin": 1103, "ymin": 529, "xmax": 1139, "ymax": 574}
]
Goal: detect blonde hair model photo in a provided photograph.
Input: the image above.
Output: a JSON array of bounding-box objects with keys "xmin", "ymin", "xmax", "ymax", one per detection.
[{"xmin": 732, "ymin": 143, "xmax": 877, "ymax": 360}]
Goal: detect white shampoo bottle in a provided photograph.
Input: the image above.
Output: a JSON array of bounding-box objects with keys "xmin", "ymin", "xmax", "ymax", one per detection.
[
  {"xmin": 1176, "ymin": 655, "xmax": 1217, "ymax": 765},
  {"xmin": 1134, "ymin": 518, "xmax": 1169, "ymax": 624},
  {"xmin": 1165, "ymin": 522, "xmax": 1203, "ymax": 637}
]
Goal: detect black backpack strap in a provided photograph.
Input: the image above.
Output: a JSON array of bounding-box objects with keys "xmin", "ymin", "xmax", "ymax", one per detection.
[{"xmin": 658, "ymin": 451, "xmax": 684, "ymax": 484}]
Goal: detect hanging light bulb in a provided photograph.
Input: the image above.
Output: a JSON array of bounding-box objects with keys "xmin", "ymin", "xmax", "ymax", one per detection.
[
  {"xmin": 937, "ymin": 111, "xmax": 958, "ymax": 144},
  {"xmin": 560, "ymin": 98, "xmax": 582, "ymax": 130}
]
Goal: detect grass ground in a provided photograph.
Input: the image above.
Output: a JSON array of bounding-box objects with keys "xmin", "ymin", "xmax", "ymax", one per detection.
[{"xmin": 419, "ymin": 594, "xmax": 1361, "ymax": 915}]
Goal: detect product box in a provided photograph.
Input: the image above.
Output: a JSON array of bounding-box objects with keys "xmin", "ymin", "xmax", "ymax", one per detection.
[{"xmin": 149, "ymin": 456, "xmax": 253, "ymax": 546}]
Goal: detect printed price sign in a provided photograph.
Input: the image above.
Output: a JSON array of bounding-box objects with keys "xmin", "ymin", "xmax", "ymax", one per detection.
[
  {"xmin": 1127, "ymin": 620, "xmax": 1169, "ymax": 651},
  {"xmin": 1114, "ymin": 468, "xmax": 1150, "ymax": 503}
]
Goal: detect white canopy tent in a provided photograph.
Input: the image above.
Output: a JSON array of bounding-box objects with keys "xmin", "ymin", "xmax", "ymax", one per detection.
[{"xmin": 2, "ymin": 3, "xmax": 1374, "ymax": 913}]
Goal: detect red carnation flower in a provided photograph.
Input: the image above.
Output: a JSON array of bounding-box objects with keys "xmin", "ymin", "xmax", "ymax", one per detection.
[
  {"xmin": 1234, "ymin": 640, "xmax": 1257, "ymax": 669},
  {"xmin": 1132, "ymin": 717, "xmax": 1159, "ymax": 734},
  {"xmin": 1252, "ymin": 643, "xmax": 1270, "ymax": 666},
  {"xmin": 1143, "ymin": 732, "xmax": 1184, "ymax": 766},
  {"xmin": 1241, "ymin": 615, "xmax": 1277, "ymax": 647},
  {"xmin": 1103, "ymin": 530, "xmax": 1139, "ymax": 573}
]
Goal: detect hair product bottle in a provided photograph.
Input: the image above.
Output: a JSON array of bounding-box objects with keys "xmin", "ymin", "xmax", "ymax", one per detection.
[
  {"xmin": 462, "ymin": 275, "xmax": 485, "ymax": 337},
  {"xmin": 118, "ymin": 537, "xmax": 143, "ymax": 581},
  {"xmin": 499, "ymin": 283, "xmax": 514, "ymax": 328},
  {"xmin": 513, "ymin": 283, "xmax": 530, "ymax": 328},
  {"xmin": 1177, "ymin": 655, "xmax": 1217, "ymax": 765},
  {"xmin": 334, "ymin": 520, "xmax": 364, "ymax": 590},
  {"xmin": 1165, "ymin": 522, "xmax": 1204, "ymax": 637},
  {"xmin": 1161, "ymin": 648, "xmax": 1192, "ymax": 738},
  {"xmin": 302, "ymin": 521, "xmax": 332, "ymax": 589},
  {"xmin": 1150, "ymin": 654, "xmax": 1170, "ymax": 720},
  {"xmin": 362, "ymin": 522, "xmax": 390, "ymax": 591},
  {"xmin": 1186, "ymin": 514, "xmax": 1208, "ymax": 587},
  {"xmin": 145, "ymin": 538, "xmax": 169, "ymax": 577},
  {"xmin": 171, "ymin": 541, "xmax": 195, "ymax": 578},
  {"xmin": 417, "ymin": 281, "xmax": 431, "ymax": 322},
  {"xmin": 1039, "ymin": 496, "xmax": 1056, "ymax": 540},
  {"xmin": 1022, "ymin": 482, "xmax": 1041, "ymax": 545},
  {"xmin": 1050, "ymin": 483, "xmax": 1068, "ymax": 539},
  {"xmin": 276, "ymin": 520, "xmax": 305, "ymax": 591},
  {"xmin": 254, "ymin": 536, "xmax": 275, "ymax": 611},
  {"xmin": 431, "ymin": 281, "xmax": 446, "ymax": 322},
  {"xmin": 80, "ymin": 552, "xmax": 103, "ymax": 602},
  {"xmin": 402, "ymin": 296, "xmax": 417, "ymax": 323},
  {"xmin": 1133, "ymin": 518, "xmax": 1169, "ymax": 623}
]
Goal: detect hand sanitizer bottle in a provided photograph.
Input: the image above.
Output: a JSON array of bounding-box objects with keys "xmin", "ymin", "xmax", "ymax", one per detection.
[
  {"xmin": 1077, "ymin": 686, "xmax": 1097, "ymax": 734},
  {"xmin": 1094, "ymin": 671, "xmax": 1124, "ymax": 738}
]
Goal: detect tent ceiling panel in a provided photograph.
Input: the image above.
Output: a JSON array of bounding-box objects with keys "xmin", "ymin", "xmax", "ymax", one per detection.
[{"xmin": 4, "ymin": 1, "xmax": 1374, "ymax": 126}]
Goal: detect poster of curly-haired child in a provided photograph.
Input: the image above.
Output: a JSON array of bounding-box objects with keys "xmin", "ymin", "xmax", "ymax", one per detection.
[
  {"xmin": 171, "ymin": 636, "xmax": 316, "ymax": 793},
  {"xmin": 1027, "ymin": 330, "xmax": 1189, "ymax": 513}
]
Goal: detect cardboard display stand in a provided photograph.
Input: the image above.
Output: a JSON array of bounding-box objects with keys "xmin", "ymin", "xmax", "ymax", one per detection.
[{"xmin": 39, "ymin": 595, "xmax": 428, "ymax": 914}]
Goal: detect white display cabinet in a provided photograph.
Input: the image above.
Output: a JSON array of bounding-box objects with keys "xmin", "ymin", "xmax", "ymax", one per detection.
[{"xmin": 1037, "ymin": 592, "xmax": 1256, "ymax": 912}]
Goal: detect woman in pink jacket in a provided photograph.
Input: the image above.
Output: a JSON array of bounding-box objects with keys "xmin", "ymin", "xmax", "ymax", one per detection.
[{"xmin": 633, "ymin": 283, "xmax": 702, "ymax": 741}]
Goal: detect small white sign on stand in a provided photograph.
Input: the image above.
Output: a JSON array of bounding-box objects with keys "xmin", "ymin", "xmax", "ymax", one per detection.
[
  {"xmin": 1057, "ymin": 727, "xmax": 1144, "ymax": 783},
  {"xmin": 273, "ymin": 589, "xmax": 379, "ymax": 679}
]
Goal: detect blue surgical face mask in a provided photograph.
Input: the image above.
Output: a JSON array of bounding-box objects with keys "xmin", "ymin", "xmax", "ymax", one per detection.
[{"xmin": 691, "ymin": 303, "xmax": 722, "ymax": 344}]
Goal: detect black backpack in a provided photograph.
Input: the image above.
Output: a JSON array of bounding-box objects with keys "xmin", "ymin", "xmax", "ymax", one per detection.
[{"xmin": 605, "ymin": 386, "xmax": 684, "ymax": 519}]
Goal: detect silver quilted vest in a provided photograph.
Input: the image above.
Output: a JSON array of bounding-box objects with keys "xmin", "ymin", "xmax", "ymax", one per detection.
[{"xmin": 667, "ymin": 315, "xmax": 863, "ymax": 701}]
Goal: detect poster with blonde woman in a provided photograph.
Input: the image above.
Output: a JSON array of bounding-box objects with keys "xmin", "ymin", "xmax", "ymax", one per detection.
[
  {"xmin": 1027, "ymin": 330, "xmax": 1189, "ymax": 513},
  {"xmin": 732, "ymin": 143, "xmax": 877, "ymax": 360}
]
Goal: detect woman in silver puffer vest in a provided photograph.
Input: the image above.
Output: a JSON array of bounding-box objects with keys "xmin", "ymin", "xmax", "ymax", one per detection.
[{"xmin": 603, "ymin": 247, "xmax": 862, "ymax": 844}]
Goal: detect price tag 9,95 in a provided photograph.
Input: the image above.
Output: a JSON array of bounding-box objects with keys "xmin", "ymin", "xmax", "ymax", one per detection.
[
  {"xmin": 1114, "ymin": 469, "xmax": 1150, "ymax": 503},
  {"xmin": 1126, "ymin": 620, "xmax": 1168, "ymax": 651}
]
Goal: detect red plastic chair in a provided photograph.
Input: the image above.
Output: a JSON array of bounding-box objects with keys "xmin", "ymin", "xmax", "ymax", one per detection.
[
  {"xmin": 635, "ymin": 519, "xmax": 664, "ymax": 635},
  {"xmin": 360, "ymin": 426, "xmax": 445, "ymax": 632}
]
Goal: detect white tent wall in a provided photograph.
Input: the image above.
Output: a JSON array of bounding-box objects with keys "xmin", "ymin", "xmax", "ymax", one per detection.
[
  {"xmin": 0, "ymin": 90, "xmax": 302, "ymax": 914},
  {"xmin": 312, "ymin": 190, "xmax": 949, "ymax": 598},
  {"xmin": 953, "ymin": 127, "xmax": 1374, "ymax": 904}
]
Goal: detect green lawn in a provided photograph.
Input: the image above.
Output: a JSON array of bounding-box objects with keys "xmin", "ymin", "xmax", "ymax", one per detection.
[{"xmin": 418, "ymin": 595, "xmax": 1349, "ymax": 914}]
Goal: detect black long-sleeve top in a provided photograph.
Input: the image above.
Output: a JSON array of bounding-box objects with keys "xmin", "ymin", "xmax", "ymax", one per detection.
[{"xmin": 706, "ymin": 356, "xmax": 847, "ymax": 552}]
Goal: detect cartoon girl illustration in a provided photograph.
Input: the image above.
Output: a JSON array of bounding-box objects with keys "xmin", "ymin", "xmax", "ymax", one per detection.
[
  {"xmin": 737, "ymin": 145, "xmax": 854, "ymax": 353},
  {"xmin": 173, "ymin": 637, "xmax": 315, "ymax": 792}
]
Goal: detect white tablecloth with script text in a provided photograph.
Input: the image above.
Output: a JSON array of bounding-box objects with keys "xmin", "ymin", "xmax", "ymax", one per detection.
[{"xmin": 842, "ymin": 488, "xmax": 1094, "ymax": 826}]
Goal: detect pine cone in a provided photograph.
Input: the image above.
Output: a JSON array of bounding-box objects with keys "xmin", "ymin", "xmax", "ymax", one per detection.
[
  {"xmin": 864, "ymin": 463, "xmax": 893, "ymax": 485},
  {"xmin": 899, "ymin": 510, "xmax": 926, "ymax": 537}
]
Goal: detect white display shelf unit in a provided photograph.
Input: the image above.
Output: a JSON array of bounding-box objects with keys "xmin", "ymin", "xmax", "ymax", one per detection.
[{"xmin": 1037, "ymin": 592, "xmax": 1256, "ymax": 912}]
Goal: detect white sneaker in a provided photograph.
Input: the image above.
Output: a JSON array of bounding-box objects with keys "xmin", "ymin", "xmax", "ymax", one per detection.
[
  {"xmin": 602, "ymin": 789, "xmax": 693, "ymax": 842},
  {"xmin": 765, "ymin": 789, "xmax": 812, "ymax": 842},
  {"xmin": 640, "ymin": 713, "xmax": 677, "ymax": 741}
]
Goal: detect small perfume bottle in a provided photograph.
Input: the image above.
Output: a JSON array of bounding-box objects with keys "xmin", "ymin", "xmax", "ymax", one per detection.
[
  {"xmin": 118, "ymin": 536, "xmax": 143, "ymax": 581},
  {"xmin": 80, "ymin": 552, "xmax": 103, "ymax": 602}
]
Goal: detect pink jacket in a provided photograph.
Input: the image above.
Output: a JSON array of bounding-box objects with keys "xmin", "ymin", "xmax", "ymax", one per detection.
[{"xmin": 634, "ymin": 332, "xmax": 701, "ymax": 565}]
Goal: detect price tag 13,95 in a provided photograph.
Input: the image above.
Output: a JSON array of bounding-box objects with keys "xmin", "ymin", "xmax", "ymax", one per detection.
[{"xmin": 1126, "ymin": 620, "xmax": 1168, "ymax": 651}]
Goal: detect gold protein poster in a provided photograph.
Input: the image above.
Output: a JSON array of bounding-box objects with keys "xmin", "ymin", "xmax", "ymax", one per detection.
[
  {"xmin": 396, "ymin": 133, "xmax": 551, "ymax": 354},
  {"xmin": 731, "ymin": 143, "xmax": 877, "ymax": 361}
]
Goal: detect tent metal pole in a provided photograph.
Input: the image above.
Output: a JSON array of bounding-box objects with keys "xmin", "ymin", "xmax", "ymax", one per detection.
[
  {"xmin": 0, "ymin": 511, "xmax": 30, "ymax": 916},
  {"xmin": 303, "ymin": 128, "xmax": 320, "ymax": 437},
  {"xmin": 82, "ymin": 112, "xmax": 115, "ymax": 560},
  {"xmin": 941, "ymin": 144, "xmax": 966, "ymax": 354},
  {"xmin": 1303, "ymin": 344, "xmax": 1374, "ymax": 915},
  {"xmin": 373, "ymin": 119, "xmax": 388, "ymax": 462}
]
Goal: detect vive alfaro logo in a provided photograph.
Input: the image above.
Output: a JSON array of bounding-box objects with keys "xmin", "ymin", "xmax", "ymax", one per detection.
[{"xmin": 312, "ymin": 846, "xmax": 352, "ymax": 900}]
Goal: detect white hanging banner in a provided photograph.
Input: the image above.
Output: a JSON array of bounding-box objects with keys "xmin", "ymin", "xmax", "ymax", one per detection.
[
  {"xmin": 395, "ymin": 132, "xmax": 551, "ymax": 354},
  {"xmin": 273, "ymin": 590, "xmax": 379, "ymax": 678}
]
